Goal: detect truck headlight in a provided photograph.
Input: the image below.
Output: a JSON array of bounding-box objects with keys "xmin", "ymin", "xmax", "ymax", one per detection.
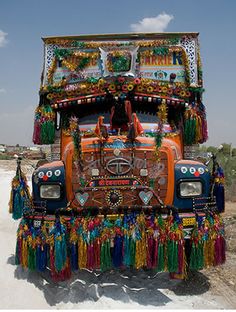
[
  {"xmin": 179, "ymin": 181, "xmax": 202, "ymax": 197},
  {"xmin": 40, "ymin": 184, "xmax": 61, "ymax": 199}
]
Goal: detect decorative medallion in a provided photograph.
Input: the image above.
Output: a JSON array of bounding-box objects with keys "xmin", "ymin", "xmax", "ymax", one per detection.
[
  {"xmin": 181, "ymin": 166, "xmax": 188, "ymax": 174},
  {"xmin": 75, "ymin": 192, "xmax": 89, "ymax": 206},
  {"xmin": 106, "ymin": 190, "xmax": 123, "ymax": 207},
  {"xmin": 139, "ymin": 191, "xmax": 153, "ymax": 205},
  {"xmin": 189, "ymin": 167, "xmax": 196, "ymax": 174},
  {"xmin": 54, "ymin": 169, "xmax": 61, "ymax": 177}
]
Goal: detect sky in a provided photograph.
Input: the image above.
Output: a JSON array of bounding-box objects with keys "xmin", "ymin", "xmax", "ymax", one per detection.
[{"xmin": 0, "ymin": 0, "xmax": 235, "ymax": 147}]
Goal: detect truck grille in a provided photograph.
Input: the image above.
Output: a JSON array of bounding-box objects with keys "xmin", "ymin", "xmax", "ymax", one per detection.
[{"xmin": 71, "ymin": 148, "xmax": 169, "ymax": 208}]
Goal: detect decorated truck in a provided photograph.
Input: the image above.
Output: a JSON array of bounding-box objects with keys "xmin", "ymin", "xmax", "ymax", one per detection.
[{"xmin": 9, "ymin": 32, "xmax": 226, "ymax": 281}]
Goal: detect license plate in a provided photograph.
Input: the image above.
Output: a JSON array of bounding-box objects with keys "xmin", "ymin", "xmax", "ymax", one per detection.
[{"xmin": 182, "ymin": 217, "xmax": 196, "ymax": 227}]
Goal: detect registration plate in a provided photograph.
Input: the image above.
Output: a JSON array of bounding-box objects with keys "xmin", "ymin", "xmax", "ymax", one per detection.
[
  {"xmin": 182, "ymin": 217, "xmax": 196, "ymax": 227},
  {"xmin": 33, "ymin": 220, "xmax": 42, "ymax": 228}
]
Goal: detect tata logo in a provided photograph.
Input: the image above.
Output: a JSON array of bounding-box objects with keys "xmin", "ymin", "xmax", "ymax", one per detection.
[{"xmin": 106, "ymin": 158, "xmax": 132, "ymax": 175}]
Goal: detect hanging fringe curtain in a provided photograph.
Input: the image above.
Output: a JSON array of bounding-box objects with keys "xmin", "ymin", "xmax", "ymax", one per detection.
[
  {"xmin": 14, "ymin": 210, "xmax": 225, "ymax": 281},
  {"xmin": 9, "ymin": 158, "xmax": 31, "ymax": 220}
]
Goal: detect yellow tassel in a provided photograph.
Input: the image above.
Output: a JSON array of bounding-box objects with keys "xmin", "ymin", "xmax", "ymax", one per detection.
[
  {"xmin": 78, "ymin": 236, "xmax": 87, "ymax": 269},
  {"xmin": 22, "ymin": 238, "xmax": 28, "ymax": 268},
  {"xmin": 135, "ymin": 230, "xmax": 147, "ymax": 269},
  {"xmin": 8, "ymin": 190, "xmax": 13, "ymax": 213}
]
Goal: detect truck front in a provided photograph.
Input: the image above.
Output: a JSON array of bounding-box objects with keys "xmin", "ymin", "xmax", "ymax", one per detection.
[{"xmin": 13, "ymin": 33, "xmax": 225, "ymax": 280}]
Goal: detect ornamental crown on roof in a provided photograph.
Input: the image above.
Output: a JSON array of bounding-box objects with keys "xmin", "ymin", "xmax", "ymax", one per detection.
[{"xmin": 40, "ymin": 33, "xmax": 202, "ymax": 102}]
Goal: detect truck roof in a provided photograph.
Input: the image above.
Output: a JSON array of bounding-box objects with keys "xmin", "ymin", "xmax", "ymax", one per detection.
[{"xmin": 42, "ymin": 32, "xmax": 199, "ymax": 42}]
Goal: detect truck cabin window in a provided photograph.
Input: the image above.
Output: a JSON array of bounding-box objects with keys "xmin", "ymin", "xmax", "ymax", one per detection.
[{"xmin": 60, "ymin": 98, "xmax": 183, "ymax": 132}]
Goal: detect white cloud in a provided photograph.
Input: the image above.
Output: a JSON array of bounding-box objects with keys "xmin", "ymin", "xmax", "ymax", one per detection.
[
  {"xmin": 0, "ymin": 30, "xmax": 8, "ymax": 47},
  {"xmin": 130, "ymin": 13, "xmax": 174, "ymax": 32},
  {"xmin": 0, "ymin": 88, "xmax": 6, "ymax": 93}
]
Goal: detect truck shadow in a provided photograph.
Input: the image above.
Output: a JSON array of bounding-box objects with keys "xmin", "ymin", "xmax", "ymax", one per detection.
[{"xmin": 8, "ymin": 255, "xmax": 210, "ymax": 307}]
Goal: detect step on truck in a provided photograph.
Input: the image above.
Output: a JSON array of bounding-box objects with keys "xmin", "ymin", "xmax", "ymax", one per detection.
[{"xmin": 10, "ymin": 32, "xmax": 226, "ymax": 281}]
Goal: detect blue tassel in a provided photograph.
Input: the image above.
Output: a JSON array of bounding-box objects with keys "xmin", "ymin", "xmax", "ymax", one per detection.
[
  {"xmin": 36, "ymin": 245, "xmax": 48, "ymax": 272},
  {"xmin": 12, "ymin": 190, "xmax": 24, "ymax": 220},
  {"xmin": 112, "ymin": 235, "xmax": 123, "ymax": 268},
  {"xmin": 124, "ymin": 235, "xmax": 130, "ymax": 266},
  {"xmin": 213, "ymin": 183, "xmax": 225, "ymax": 213},
  {"xmin": 70, "ymin": 243, "xmax": 78, "ymax": 271}
]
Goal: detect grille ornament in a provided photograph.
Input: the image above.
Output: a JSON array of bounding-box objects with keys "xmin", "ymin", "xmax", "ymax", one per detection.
[{"xmin": 106, "ymin": 158, "xmax": 132, "ymax": 175}]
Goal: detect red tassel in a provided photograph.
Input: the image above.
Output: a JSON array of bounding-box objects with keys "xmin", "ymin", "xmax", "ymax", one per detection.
[
  {"xmin": 178, "ymin": 241, "xmax": 184, "ymax": 273},
  {"xmin": 50, "ymin": 247, "xmax": 58, "ymax": 282},
  {"xmin": 214, "ymin": 236, "xmax": 226, "ymax": 265},
  {"xmin": 147, "ymin": 236, "xmax": 153, "ymax": 268},
  {"xmin": 94, "ymin": 238, "xmax": 101, "ymax": 269}
]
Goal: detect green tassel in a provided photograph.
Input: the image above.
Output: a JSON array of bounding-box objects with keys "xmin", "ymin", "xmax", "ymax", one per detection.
[
  {"xmin": 196, "ymin": 241, "xmax": 204, "ymax": 269},
  {"xmin": 15, "ymin": 240, "xmax": 20, "ymax": 265},
  {"xmin": 167, "ymin": 240, "xmax": 178, "ymax": 272},
  {"xmin": 130, "ymin": 239, "xmax": 136, "ymax": 267},
  {"xmin": 157, "ymin": 243, "xmax": 165, "ymax": 271},
  {"xmin": 28, "ymin": 246, "xmax": 36, "ymax": 271},
  {"xmin": 184, "ymin": 116, "xmax": 197, "ymax": 145},
  {"xmin": 190, "ymin": 242, "xmax": 204, "ymax": 270},
  {"xmin": 41, "ymin": 121, "xmax": 55, "ymax": 144},
  {"xmin": 40, "ymin": 105, "xmax": 55, "ymax": 144},
  {"xmin": 101, "ymin": 241, "xmax": 111, "ymax": 271}
]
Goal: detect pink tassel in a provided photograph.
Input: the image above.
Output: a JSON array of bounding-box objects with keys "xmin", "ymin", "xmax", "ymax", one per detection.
[{"xmin": 33, "ymin": 121, "xmax": 41, "ymax": 145}]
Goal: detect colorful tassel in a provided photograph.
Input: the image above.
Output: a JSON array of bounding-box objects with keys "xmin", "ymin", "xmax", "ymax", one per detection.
[
  {"xmin": 184, "ymin": 102, "xmax": 208, "ymax": 145},
  {"xmin": 13, "ymin": 210, "xmax": 225, "ymax": 281},
  {"xmin": 9, "ymin": 158, "xmax": 31, "ymax": 220}
]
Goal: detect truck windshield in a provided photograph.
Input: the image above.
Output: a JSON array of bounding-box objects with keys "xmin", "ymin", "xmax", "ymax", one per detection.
[{"xmin": 61, "ymin": 99, "xmax": 182, "ymax": 127}]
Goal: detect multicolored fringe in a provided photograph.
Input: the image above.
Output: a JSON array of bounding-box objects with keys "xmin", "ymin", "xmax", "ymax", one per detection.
[
  {"xmin": 184, "ymin": 102, "xmax": 208, "ymax": 145},
  {"xmin": 15, "ymin": 212, "xmax": 225, "ymax": 281},
  {"xmin": 33, "ymin": 104, "xmax": 55, "ymax": 145},
  {"xmin": 189, "ymin": 212, "xmax": 225, "ymax": 270},
  {"xmin": 9, "ymin": 160, "xmax": 31, "ymax": 220}
]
